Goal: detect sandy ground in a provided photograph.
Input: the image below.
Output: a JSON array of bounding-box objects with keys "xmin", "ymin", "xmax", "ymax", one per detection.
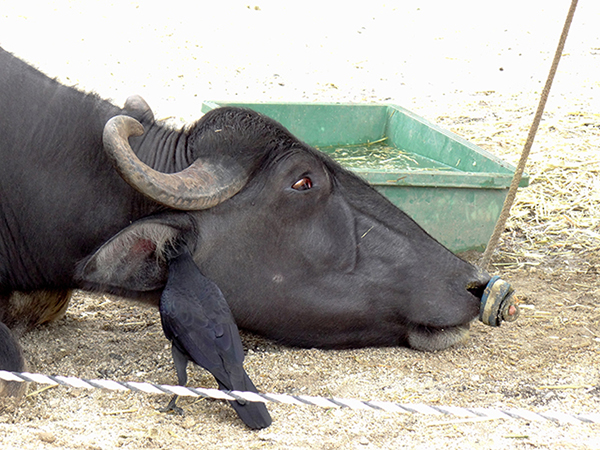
[{"xmin": 1, "ymin": 1, "xmax": 599, "ymax": 449}]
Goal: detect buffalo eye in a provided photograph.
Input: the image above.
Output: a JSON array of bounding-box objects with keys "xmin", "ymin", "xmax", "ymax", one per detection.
[{"xmin": 291, "ymin": 177, "xmax": 313, "ymax": 191}]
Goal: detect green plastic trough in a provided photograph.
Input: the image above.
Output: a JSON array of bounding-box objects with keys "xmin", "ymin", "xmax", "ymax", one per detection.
[{"xmin": 201, "ymin": 102, "xmax": 529, "ymax": 253}]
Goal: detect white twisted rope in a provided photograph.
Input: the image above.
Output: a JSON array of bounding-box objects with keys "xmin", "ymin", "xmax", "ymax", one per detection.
[{"xmin": 2, "ymin": 370, "xmax": 599, "ymax": 424}]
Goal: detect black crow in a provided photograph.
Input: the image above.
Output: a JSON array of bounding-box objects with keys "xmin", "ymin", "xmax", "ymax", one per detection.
[{"xmin": 159, "ymin": 248, "xmax": 272, "ymax": 429}]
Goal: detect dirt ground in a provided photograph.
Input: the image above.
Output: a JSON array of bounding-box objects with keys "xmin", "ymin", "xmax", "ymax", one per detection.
[
  {"xmin": 1, "ymin": 1, "xmax": 599, "ymax": 449},
  {"xmin": 0, "ymin": 267, "xmax": 599, "ymax": 450},
  {"xmin": 0, "ymin": 269, "xmax": 600, "ymax": 450}
]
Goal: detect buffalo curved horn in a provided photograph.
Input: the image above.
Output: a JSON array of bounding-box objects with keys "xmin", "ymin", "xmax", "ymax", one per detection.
[{"xmin": 103, "ymin": 115, "xmax": 248, "ymax": 210}]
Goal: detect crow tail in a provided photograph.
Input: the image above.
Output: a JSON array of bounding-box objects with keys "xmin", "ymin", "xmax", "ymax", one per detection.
[
  {"xmin": 220, "ymin": 372, "xmax": 272, "ymax": 429},
  {"xmin": 228, "ymin": 397, "xmax": 272, "ymax": 429}
]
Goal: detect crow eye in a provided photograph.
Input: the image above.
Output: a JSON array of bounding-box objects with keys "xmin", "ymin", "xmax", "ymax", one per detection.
[{"xmin": 291, "ymin": 177, "xmax": 313, "ymax": 191}]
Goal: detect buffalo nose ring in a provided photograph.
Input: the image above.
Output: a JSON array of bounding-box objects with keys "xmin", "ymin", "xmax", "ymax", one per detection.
[{"xmin": 479, "ymin": 276, "xmax": 520, "ymax": 327}]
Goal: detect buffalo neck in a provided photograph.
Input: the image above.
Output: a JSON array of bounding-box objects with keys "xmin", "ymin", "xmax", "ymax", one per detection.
[{"xmin": 129, "ymin": 123, "xmax": 192, "ymax": 174}]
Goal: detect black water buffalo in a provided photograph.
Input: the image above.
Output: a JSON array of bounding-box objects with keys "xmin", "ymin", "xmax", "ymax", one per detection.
[{"xmin": 0, "ymin": 46, "xmax": 490, "ymax": 386}]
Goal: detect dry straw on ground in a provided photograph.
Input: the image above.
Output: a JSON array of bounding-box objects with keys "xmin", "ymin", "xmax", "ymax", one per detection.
[{"xmin": 438, "ymin": 99, "xmax": 600, "ymax": 273}]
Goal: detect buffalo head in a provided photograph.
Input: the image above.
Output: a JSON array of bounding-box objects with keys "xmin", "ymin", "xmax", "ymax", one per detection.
[{"xmin": 81, "ymin": 106, "xmax": 489, "ymax": 351}]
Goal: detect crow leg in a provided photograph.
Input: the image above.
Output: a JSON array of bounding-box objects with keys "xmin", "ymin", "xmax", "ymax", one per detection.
[
  {"xmin": 160, "ymin": 394, "xmax": 183, "ymax": 414},
  {"xmin": 159, "ymin": 394, "xmax": 183, "ymax": 416},
  {"xmin": 171, "ymin": 345, "xmax": 189, "ymax": 386},
  {"xmin": 160, "ymin": 345, "xmax": 189, "ymax": 414}
]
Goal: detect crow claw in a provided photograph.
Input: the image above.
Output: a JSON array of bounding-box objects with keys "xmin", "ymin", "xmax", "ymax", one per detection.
[{"xmin": 159, "ymin": 395, "xmax": 184, "ymax": 415}]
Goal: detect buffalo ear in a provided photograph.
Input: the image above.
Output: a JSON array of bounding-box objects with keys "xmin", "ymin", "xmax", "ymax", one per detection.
[
  {"xmin": 78, "ymin": 216, "xmax": 195, "ymax": 292},
  {"xmin": 123, "ymin": 94, "xmax": 155, "ymax": 124}
]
